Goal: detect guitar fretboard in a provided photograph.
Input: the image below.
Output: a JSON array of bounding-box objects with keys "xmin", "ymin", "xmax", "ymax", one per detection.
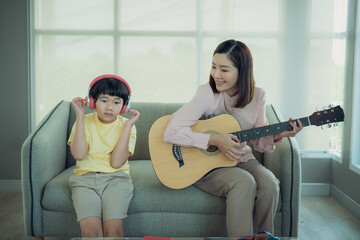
[{"xmin": 233, "ymin": 117, "xmax": 310, "ymax": 142}]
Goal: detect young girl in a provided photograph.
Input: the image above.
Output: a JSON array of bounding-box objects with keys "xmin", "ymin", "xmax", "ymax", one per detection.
[
  {"xmin": 68, "ymin": 74, "xmax": 140, "ymax": 237},
  {"xmin": 163, "ymin": 39, "xmax": 303, "ymax": 237}
]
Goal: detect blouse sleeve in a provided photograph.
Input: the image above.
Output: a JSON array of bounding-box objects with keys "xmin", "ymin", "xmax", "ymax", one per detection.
[
  {"xmin": 250, "ymin": 89, "xmax": 277, "ymax": 153},
  {"xmin": 163, "ymin": 84, "xmax": 212, "ymax": 150}
]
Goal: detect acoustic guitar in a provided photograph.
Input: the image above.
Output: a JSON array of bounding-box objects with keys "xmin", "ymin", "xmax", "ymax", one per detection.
[{"xmin": 149, "ymin": 105, "xmax": 345, "ymax": 189}]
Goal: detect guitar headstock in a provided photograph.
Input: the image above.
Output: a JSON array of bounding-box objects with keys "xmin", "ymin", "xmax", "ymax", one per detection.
[{"xmin": 309, "ymin": 105, "xmax": 345, "ymax": 127}]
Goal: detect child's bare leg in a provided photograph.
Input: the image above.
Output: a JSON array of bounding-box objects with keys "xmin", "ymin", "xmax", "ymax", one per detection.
[
  {"xmin": 103, "ymin": 219, "xmax": 124, "ymax": 237},
  {"xmin": 79, "ymin": 217, "xmax": 103, "ymax": 237}
]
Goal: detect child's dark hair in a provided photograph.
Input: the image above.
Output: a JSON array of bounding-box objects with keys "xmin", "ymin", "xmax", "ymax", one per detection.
[{"xmin": 89, "ymin": 77, "xmax": 130, "ymax": 104}]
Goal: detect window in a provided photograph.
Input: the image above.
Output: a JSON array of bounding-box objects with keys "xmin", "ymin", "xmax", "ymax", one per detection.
[
  {"xmin": 306, "ymin": 0, "xmax": 347, "ymax": 156},
  {"xmin": 31, "ymin": 0, "xmax": 348, "ymax": 153}
]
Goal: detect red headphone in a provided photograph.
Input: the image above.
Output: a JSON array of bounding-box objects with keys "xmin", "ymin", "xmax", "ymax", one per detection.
[{"xmin": 84, "ymin": 74, "xmax": 132, "ymax": 115}]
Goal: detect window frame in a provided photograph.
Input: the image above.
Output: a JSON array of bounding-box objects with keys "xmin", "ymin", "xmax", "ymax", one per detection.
[{"xmin": 349, "ymin": 0, "xmax": 360, "ymax": 175}]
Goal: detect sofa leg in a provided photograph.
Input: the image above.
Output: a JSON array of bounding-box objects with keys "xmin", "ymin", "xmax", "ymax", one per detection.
[{"xmin": 33, "ymin": 237, "xmax": 44, "ymax": 240}]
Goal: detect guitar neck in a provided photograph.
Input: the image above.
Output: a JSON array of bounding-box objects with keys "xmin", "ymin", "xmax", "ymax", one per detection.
[{"xmin": 234, "ymin": 117, "xmax": 310, "ymax": 143}]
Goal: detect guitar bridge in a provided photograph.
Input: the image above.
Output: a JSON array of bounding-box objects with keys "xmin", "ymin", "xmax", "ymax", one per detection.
[{"xmin": 172, "ymin": 144, "xmax": 184, "ymax": 168}]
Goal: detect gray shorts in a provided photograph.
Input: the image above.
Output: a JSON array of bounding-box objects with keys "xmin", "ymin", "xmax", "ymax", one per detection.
[{"xmin": 69, "ymin": 171, "xmax": 133, "ymax": 222}]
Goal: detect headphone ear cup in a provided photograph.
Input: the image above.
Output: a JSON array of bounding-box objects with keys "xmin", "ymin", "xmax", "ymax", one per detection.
[
  {"xmin": 120, "ymin": 101, "xmax": 130, "ymax": 115},
  {"xmin": 120, "ymin": 103, "xmax": 127, "ymax": 115},
  {"xmin": 88, "ymin": 97, "xmax": 95, "ymax": 110},
  {"xmin": 120, "ymin": 105, "xmax": 126, "ymax": 115}
]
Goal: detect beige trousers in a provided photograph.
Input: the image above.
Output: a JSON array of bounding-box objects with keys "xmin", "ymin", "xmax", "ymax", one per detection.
[{"xmin": 194, "ymin": 159, "xmax": 280, "ymax": 237}]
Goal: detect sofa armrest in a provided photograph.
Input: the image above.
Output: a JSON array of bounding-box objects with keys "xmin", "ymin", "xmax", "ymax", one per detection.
[
  {"xmin": 263, "ymin": 104, "xmax": 301, "ymax": 236},
  {"xmin": 21, "ymin": 100, "xmax": 71, "ymax": 237}
]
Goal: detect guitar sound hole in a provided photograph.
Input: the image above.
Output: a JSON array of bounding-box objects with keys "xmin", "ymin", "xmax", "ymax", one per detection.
[{"xmin": 207, "ymin": 145, "xmax": 219, "ymax": 152}]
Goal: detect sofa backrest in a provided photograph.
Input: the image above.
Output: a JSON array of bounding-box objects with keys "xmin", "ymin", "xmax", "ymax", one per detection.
[
  {"xmin": 66, "ymin": 101, "xmax": 270, "ymax": 167},
  {"xmin": 123, "ymin": 102, "xmax": 184, "ymax": 160}
]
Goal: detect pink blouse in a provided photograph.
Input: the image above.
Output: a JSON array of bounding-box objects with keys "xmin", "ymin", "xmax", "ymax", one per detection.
[{"xmin": 163, "ymin": 83, "xmax": 277, "ymax": 162}]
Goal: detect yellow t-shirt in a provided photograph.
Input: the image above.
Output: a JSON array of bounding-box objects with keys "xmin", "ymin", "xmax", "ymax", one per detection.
[{"xmin": 67, "ymin": 112, "xmax": 136, "ymax": 175}]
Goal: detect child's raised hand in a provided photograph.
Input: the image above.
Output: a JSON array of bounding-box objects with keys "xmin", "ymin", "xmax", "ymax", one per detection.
[
  {"xmin": 126, "ymin": 109, "xmax": 140, "ymax": 126},
  {"xmin": 72, "ymin": 97, "xmax": 85, "ymax": 117}
]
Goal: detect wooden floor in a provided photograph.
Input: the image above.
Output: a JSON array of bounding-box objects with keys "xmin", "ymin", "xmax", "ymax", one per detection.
[
  {"xmin": 1, "ymin": 192, "xmax": 360, "ymax": 240},
  {"xmin": 299, "ymin": 196, "xmax": 360, "ymax": 239}
]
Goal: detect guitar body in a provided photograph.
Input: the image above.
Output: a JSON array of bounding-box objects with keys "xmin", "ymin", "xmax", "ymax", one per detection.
[
  {"xmin": 149, "ymin": 105, "xmax": 344, "ymax": 189},
  {"xmin": 149, "ymin": 114, "xmax": 240, "ymax": 189}
]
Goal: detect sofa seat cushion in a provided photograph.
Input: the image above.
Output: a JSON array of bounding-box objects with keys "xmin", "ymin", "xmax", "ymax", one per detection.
[
  {"xmin": 42, "ymin": 161, "xmax": 226, "ymax": 215},
  {"xmin": 42, "ymin": 160, "xmax": 280, "ymax": 216},
  {"xmin": 42, "ymin": 167, "xmax": 75, "ymax": 213},
  {"xmin": 128, "ymin": 161, "xmax": 226, "ymax": 215}
]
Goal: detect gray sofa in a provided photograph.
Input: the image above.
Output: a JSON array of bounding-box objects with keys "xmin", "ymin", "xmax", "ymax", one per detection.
[{"xmin": 21, "ymin": 101, "xmax": 301, "ymax": 239}]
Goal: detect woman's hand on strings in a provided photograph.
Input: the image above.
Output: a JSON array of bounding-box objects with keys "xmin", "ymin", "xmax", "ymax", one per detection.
[{"xmin": 209, "ymin": 133, "xmax": 245, "ymax": 162}]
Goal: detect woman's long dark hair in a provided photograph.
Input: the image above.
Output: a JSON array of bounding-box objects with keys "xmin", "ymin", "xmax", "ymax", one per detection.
[{"xmin": 209, "ymin": 39, "xmax": 255, "ymax": 108}]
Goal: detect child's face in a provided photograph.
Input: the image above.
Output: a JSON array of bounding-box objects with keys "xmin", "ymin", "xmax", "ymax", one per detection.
[{"xmin": 95, "ymin": 94, "xmax": 124, "ymax": 124}]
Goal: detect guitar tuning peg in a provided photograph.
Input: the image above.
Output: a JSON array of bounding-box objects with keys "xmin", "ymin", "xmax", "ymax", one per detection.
[
  {"xmin": 333, "ymin": 123, "xmax": 338, "ymax": 127},
  {"xmin": 328, "ymin": 104, "xmax": 334, "ymax": 108},
  {"xmin": 327, "ymin": 124, "xmax": 332, "ymax": 128},
  {"xmin": 321, "ymin": 125, "xmax": 324, "ymax": 130}
]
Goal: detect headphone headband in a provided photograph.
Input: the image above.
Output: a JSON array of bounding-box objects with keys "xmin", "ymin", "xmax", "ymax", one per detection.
[{"xmin": 89, "ymin": 74, "xmax": 132, "ymax": 95}]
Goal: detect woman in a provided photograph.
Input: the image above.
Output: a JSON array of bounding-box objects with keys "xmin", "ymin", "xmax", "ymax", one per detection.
[{"xmin": 163, "ymin": 39, "xmax": 302, "ymax": 237}]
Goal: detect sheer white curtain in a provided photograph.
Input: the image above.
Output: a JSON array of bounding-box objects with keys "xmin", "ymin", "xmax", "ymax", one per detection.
[{"xmin": 31, "ymin": 0, "xmax": 349, "ymax": 152}]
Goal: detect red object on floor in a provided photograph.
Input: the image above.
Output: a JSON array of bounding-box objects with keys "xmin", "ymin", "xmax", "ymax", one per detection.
[{"xmin": 143, "ymin": 236, "xmax": 172, "ymax": 240}]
